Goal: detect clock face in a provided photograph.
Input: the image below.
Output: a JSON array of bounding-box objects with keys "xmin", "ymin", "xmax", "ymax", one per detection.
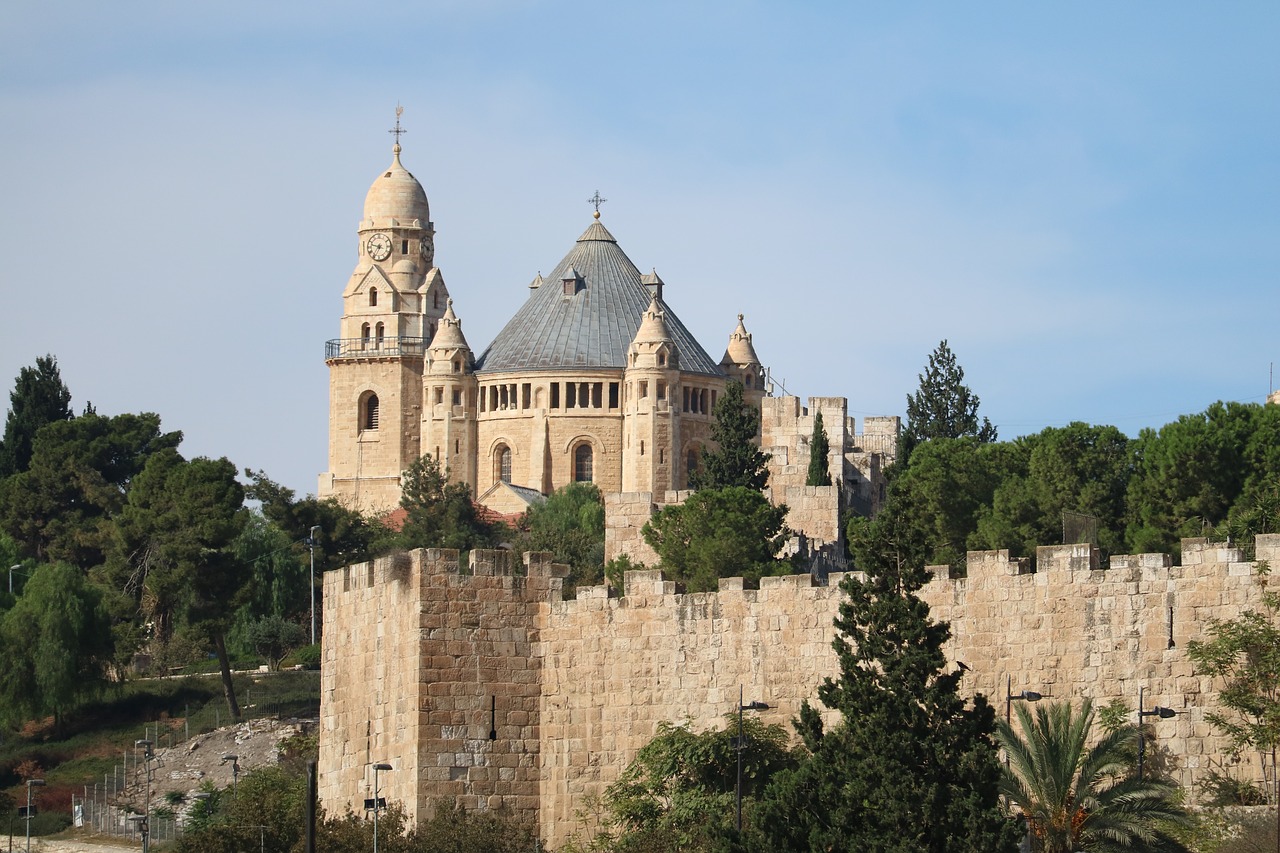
[
  {"xmin": 419, "ymin": 236, "xmax": 433, "ymax": 259},
  {"xmin": 366, "ymin": 233, "xmax": 392, "ymax": 262}
]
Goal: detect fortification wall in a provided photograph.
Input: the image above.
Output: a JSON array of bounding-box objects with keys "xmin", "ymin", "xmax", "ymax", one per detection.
[
  {"xmin": 322, "ymin": 534, "xmax": 1279, "ymax": 850},
  {"xmin": 319, "ymin": 549, "xmax": 567, "ymax": 830}
]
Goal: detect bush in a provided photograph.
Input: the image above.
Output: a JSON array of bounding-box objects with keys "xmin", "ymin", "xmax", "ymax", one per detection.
[{"xmin": 282, "ymin": 643, "xmax": 321, "ymax": 670}]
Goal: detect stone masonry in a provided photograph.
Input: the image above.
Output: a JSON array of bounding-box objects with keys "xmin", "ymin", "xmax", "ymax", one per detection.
[{"xmin": 321, "ymin": 534, "xmax": 1280, "ymax": 849}]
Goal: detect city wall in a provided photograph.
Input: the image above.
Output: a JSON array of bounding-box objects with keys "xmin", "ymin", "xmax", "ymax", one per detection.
[{"xmin": 321, "ymin": 534, "xmax": 1280, "ymax": 849}]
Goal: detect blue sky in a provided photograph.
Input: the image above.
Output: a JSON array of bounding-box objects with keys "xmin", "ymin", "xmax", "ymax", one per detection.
[{"xmin": 1, "ymin": 2, "xmax": 1276, "ymax": 496}]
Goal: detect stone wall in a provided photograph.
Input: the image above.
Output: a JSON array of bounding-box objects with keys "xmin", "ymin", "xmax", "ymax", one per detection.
[{"xmin": 322, "ymin": 534, "xmax": 1279, "ymax": 850}]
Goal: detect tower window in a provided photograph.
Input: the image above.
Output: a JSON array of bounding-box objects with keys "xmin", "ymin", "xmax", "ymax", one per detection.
[
  {"xmin": 453, "ymin": 360, "xmax": 461, "ymax": 373},
  {"xmin": 369, "ymin": 288, "xmax": 378, "ymax": 307},
  {"xmin": 574, "ymin": 443, "xmax": 593, "ymax": 483},
  {"xmin": 496, "ymin": 445, "xmax": 512, "ymax": 484},
  {"xmin": 550, "ymin": 383, "xmax": 560, "ymax": 409},
  {"xmin": 434, "ymin": 292, "xmax": 440, "ymax": 310},
  {"xmin": 375, "ymin": 322, "xmax": 385, "ymax": 346},
  {"xmin": 608, "ymin": 382, "xmax": 619, "ymax": 409},
  {"xmin": 401, "ymin": 239, "xmax": 409, "ymax": 255},
  {"xmin": 658, "ymin": 353, "xmax": 666, "ymax": 367},
  {"xmin": 362, "ymin": 393, "xmax": 380, "ymax": 431},
  {"xmin": 361, "ymin": 323, "xmax": 371, "ymax": 348}
]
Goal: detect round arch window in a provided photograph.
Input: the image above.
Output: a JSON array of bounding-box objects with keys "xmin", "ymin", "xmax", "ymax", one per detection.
[{"xmin": 574, "ymin": 443, "xmax": 593, "ymax": 482}]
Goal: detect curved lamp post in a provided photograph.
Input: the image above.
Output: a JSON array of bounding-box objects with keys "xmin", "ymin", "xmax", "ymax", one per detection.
[
  {"xmin": 24, "ymin": 779, "xmax": 44, "ymax": 853},
  {"xmin": 1136, "ymin": 686, "xmax": 1177, "ymax": 779},
  {"xmin": 221, "ymin": 754, "xmax": 240, "ymax": 800},
  {"xmin": 735, "ymin": 687, "xmax": 770, "ymax": 834},
  {"xmin": 1004, "ymin": 674, "xmax": 1043, "ymax": 724},
  {"xmin": 370, "ymin": 762, "xmax": 392, "ymax": 853},
  {"xmin": 307, "ymin": 526, "xmax": 321, "ymax": 644}
]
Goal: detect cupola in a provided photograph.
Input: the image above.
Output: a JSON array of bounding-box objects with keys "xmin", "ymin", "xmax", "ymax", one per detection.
[{"xmin": 362, "ymin": 143, "xmax": 430, "ymax": 228}]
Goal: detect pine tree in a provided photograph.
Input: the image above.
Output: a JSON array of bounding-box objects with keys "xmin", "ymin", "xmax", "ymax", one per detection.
[
  {"xmin": 398, "ymin": 454, "xmax": 495, "ymax": 550},
  {"xmin": 752, "ymin": 508, "xmax": 1020, "ymax": 852},
  {"xmin": 690, "ymin": 380, "xmax": 770, "ymax": 492},
  {"xmin": 903, "ymin": 340, "xmax": 997, "ymax": 460},
  {"xmin": 806, "ymin": 411, "xmax": 831, "ymax": 487},
  {"xmin": 0, "ymin": 355, "xmax": 73, "ymax": 478}
]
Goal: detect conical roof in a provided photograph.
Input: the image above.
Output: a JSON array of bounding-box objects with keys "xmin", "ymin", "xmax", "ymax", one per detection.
[
  {"xmin": 632, "ymin": 294, "xmax": 674, "ymax": 346},
  {"xmin": 430, "ymin": 299, "xmax": 470, "ymax": 351},
  {"xmin": 722, "ymin": 314, "xmax": 760, "ymax": 366},
  {"xmin": 475, "ymin": 220, "xmax": 721, "ymax": 375}
]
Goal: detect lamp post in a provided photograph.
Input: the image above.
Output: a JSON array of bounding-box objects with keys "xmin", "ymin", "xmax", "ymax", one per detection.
[
  {"xmin": 136, "ymin": 739, "xmax": 154, "ymax": 853},
  {"xmin": 221, "ymin": 755, "xmax": 240, "ymax": 800},
  {"xmin": 1004, "ymin": 674, "xmax": 1043, "ymax": 725},
  {"xmin": 24, "ymin": 779, "xmax": 44, "ymax": 853},
  {"xmin": 736, "ymin": 686, "xmax": 770, "ymax": 834},
  {"xmin": 1136, "ymin": 686, "xmax": 1177, "ymax": 779},
  {"xmin": 9, "ymin": 565, "xmax": 21, "ymax": 595},
  {"xmin": 307, "ymin": 525, "xmax": 321, "ymax": 645},
  {"xmin": 370, "ymin": 763, "xmax": 392, "ymax": 853}
]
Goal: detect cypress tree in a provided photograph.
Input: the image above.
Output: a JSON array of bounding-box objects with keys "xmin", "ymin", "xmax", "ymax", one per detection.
[
  {"xmin": 691, "ymin": 380, "xmax": 770, "ymax": 492},
  {"xmin": 805, "ymin": 411, "xmax": 831, "ymax": 487},
  {"xmin": 751, "ymin": 508, "xmax": 1020, "ymax": 852},
  {"xmin": 0, "ymin": 355, "xmax": 73, "ymax": 477},
  {"xmin": 903, "ymin": 340, "xmax": 997, "ymax": 461}
]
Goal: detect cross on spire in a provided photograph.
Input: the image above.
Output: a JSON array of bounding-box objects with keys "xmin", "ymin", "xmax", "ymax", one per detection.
[
  {"xmin": 389, "ymin": 104, "xmax": 407, "ymax": 145},
  {"xmin": 587, "ymin": 190, "xmax": 607, "ymax": 219}
]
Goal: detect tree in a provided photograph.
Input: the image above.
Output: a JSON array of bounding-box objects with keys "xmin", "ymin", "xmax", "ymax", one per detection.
[
  {"xmin": 690, "ymin": 381, "xmax": 770, "ymax": 492},
  {"xmin": 398, "ymin": 454, "xmax": 496, "ymax": 551},
  {"xmin": 997, "ymin": 699, "xmax": 1191, "ymax": 853},
  {"xmin": 0, "ymin": 561, "xmax": 113, "ymax": 730},
  {"xmin": 754, "ymin": 507, "xmax": 1020, "ymax": 852},
  {"xmin": 642, "ymin": 487, "xmax": 790, "ymax": 591},
  {"xmin": 600, "ymin": 715, "xmax": 796, "ymax": 850},
  {"xmin": 247, "ymin": 615, "xmax": 308, "ymax": 671},
  {"xmin": 514, "ymin": 482, "xmax": 605, "ymax": 590},
  {"xmin": 0, "ymin": 354, "xmax": 73, "ymax": 478},
  {"xmin": 902, "ymin": 340, "xmax": 997, "ymax": 460},
  {"xmin": 805, "ymin": 411, "xmax": 831, "ymax": 487},
  {"xmin": 1187, "ymin": 562, "xmax": 1280, "ymax": 804}
]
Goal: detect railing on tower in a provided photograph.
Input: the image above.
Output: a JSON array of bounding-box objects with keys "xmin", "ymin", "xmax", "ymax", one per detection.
[{"xmin": 325, "ymin": 337, "xmax": 426, "ymax": 359}]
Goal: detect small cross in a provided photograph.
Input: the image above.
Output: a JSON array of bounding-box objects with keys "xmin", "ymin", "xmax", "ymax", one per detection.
[
  {"xmin": 587, "ymin": 191, "xmax": 607, "ymax": 214},
  {"xmin": 389, "ymin": 104, "xmax": 407, "ymax": 144}
]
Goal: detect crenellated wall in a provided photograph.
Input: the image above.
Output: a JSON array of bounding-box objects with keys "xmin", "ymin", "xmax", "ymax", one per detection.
[{"xmin": 322, "ymin": 534, "xmax": 1280, "ymax": 849}]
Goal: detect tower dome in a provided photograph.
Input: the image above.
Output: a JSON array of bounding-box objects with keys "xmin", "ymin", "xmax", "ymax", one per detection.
[{"xmin": 363, "ymin": 144, "xmax": 430, "ymax": 227}]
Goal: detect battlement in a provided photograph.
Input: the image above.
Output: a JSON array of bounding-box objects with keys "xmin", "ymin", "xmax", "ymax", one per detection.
[{"xmin": 323, "ymin": 535, "xmax": 1280, "ymax": 849}]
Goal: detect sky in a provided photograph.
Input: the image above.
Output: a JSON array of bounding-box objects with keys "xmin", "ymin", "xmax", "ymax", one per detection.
[{"xmin": 1, "ymin": 2, "xmax": 1276, "ymax": 497}]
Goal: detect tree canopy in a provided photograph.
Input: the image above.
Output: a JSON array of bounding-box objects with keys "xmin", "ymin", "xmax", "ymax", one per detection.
[
  {"xmin": 0, "ymin": 354, "xmax": 73, "ymax": 478},
  {"xmin": 691, "ymin": 381, "xmax": 770, "ymax": 492},
  {"xmin": 902, "ymin": 339, "xmax": 997, "ymax": 459},
  {"xmin": 514, "ymin": 482, "xmax": 605, "ymax": 590},
  {"xmin": 397, "ymin": 453, "xmax": 496, "ymax": 551}
]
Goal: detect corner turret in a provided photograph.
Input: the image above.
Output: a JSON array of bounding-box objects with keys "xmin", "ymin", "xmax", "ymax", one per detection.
[
  {"xmin": 720, "ymin": 314, "xmax": 766, "ymax": 407},
  {"xmin": 423, "ymin": 300, "xmax": 479, "ymax": 488}
]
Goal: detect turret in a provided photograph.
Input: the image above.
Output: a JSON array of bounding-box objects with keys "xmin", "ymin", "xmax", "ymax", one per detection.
[
  {"xmin": 720, "ymin": 314, "xmax": 766, "ymax": 409},
  {"xmin": 622, "ymin": 295, "xmax": 682, "ymax": 492},
  {"xmin": 422, "ymin": 300, "xmax": 479, "ymax": 488}
]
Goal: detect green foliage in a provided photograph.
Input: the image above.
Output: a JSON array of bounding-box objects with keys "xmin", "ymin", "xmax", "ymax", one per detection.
[
  {"xmin": 0, "ymin": 354, "xmax": 73, "ymax": 478},
  {"xmin": 307, "ymin": 800, "xmax": 537, "ymax": 853},
  {"xmin": 604, "ymin": 553, "xmax": 645, "ymax": 592},
  {"xmin": 754, "ymin": 508, "xmax": 1019, "ymax": 852},
  {"xmin": 642, "ymin": 487, "xmax": 789, "ymax": 591},
  {"xmin": 246, "ymin": 615, "xmax": 307, "ymax": 671},
  {"xmin": 690, "ymin": 381, "xmax": 770, "ymax": 492},
  {"xmin": 398, "ymin": 454, "xmax": 496, "ymax": 551},
  {"xmin": 516, "ymin": 482, "xmax": 605, "ymax": 589},
  {"xmin": 805, "ymin": 411, "xmax": 831, "ymax": 487},
  {"xmin": 0, "ymin": 411, "xmax": 181, "ymax": 565},
  {"xmin": 902, "ymin": 339, "xmax": 997, "ymax": 460},
  {"xmin": 973, "ymin": 423, "xmax": 1133, "ymax": 559},
  {"xmin": 1186, "ymin": 562, "xmax": 1280, "ymax": 799},
  {"xmin": 600, "ymin": 715, "xmax": 796, "ymax": 850},
  {"xmin": 0, "ymin": 562, "xmax": 113, "ymax": 727},
  {"xmin": 997, "ymin": 699, "xmax": 1192, "ymax": 853}
]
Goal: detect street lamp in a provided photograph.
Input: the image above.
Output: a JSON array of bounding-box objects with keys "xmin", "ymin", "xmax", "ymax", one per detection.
[
  {"xmin": 221, "ymin": 754, "xmax": 240, "ymax": 800},
  {"xmin": 24, "ymin": 779, "xmax": 44, "ymax": 853},
  {"xmin": 1136, "ymin": 686, "xmax": 1177, "ymax": 779},
  {"xmin": 136, "ymin": 739, "xmax": 155, "ymax": 853},
  {"xmin": 735, "ymin": 686, "xmax": 770, "ymax": 834},
  {"xmin": 9, "ymin": 565, "xmax": 21, "ymax": 595},
  {"xmin": 369, "ymin": 763, "xmax": 392, "ymax": 853},
  {"xmin": 1004, "ymin": 674, "xmax": 1043, "ymax": 725},
  {"xmin": 307, "ymin": 525, "xmax": 321, "ymax": 645},
  {"xmin": 127, "ymin": 814, "xmax": 149, "ymax": 853}
]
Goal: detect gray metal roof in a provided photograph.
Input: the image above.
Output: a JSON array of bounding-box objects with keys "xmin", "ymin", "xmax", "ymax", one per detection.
[{"xmin": 475, "ymin": 220, "xmax": 723, "ymax": 376}]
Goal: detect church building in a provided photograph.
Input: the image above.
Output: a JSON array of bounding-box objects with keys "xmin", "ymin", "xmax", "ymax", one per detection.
[{"xmin": 318, "ymin": 135, "xmax": 770, "ymax": 516}]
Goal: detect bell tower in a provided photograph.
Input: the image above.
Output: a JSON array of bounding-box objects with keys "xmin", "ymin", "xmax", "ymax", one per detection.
[{"xmin": 319, "ymin": 113, "xmax": 451, "ymax": 513}]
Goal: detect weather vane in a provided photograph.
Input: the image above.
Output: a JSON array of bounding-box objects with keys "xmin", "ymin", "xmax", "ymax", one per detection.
[
  {"xmin": 389, "ymin": 104, "xmax": 406, "ymax": 144},
  {"xmin": 587, "ymin": 190, "xmax": 607, "ymax": 218}
]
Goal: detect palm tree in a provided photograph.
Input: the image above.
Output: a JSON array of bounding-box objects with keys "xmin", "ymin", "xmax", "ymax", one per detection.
[{"xmin": 996, "ymin": 699, "xmax": 1191, "ymax": 853}]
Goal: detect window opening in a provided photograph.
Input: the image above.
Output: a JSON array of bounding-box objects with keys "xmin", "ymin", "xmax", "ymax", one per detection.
[
  {"xmin": 608, "ymin": 382, "xmax": 619, "ymax": 409},
  {"xmin": 363, "ymin": 394, "xmax": 380, "ymax": 431},
  {"xmin": 574, "ymin": 443, "xmax": 593, "ymax": 482},
  {"xmin": 497, "ymin": 445, "xmax": 512, "ymax": 483},
  {"xmin": 369, "ymin": 288, "xmax": 377, "ymax": 307}
]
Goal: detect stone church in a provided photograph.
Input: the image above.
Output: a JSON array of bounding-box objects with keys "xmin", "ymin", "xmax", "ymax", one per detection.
[{"xmin": 318, "ymin": 134, "xmax": 898, "ymax": 553}]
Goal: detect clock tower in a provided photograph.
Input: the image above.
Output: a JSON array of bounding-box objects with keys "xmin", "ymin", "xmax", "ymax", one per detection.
[{"xmin": 319, "ymin": 118, "xmax": 451, "ymax": 513}]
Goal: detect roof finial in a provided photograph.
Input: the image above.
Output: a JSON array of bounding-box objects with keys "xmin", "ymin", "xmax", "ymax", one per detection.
[
  {"xmin": 389, "ymin": 104, "xmax": 406, "ymax": 153},
  {"xmin": 587, "ymin": 190, "xmax": 607, "ymax": 220}
]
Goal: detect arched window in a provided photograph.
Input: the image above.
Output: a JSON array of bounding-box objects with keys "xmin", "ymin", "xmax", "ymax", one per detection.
[
  {"xmin": 375, "ymin": 322, "xmax": 385, "ymax": 346},
  {"xmin": 495, "ymin": 445, "xmax": 512, "ymax": 484},
  {"xmin": 574, "ymin": 443, "xmax": 593, "ymax": 482},
  {"xmin": 369, "ymin": 288, "xmax": 378, "ymax": 307},
  {"xmin": 362, "ymin": 393, "xmax": 380, "ymax": 431},
  {"xmin": 686, "ymin": 449, "xmax": 698, "ymax": 487},
  {"xmin": 361, "ymin": 323, "xmax": 371, "ymax": 349}
]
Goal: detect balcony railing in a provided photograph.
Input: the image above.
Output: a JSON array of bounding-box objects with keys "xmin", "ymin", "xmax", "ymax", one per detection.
[{"xmin": 325, "ymin": 337, "xmax": 426, "ymax": 359}]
